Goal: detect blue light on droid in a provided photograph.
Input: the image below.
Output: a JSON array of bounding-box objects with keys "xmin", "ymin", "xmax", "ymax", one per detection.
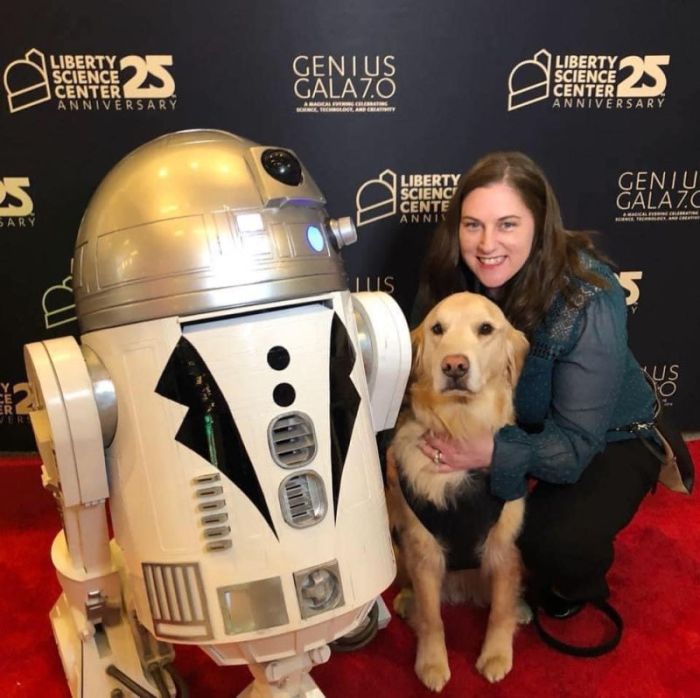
[{"xmin": 306, "ymin": 225, "xmax": 325, "ymax": 252}]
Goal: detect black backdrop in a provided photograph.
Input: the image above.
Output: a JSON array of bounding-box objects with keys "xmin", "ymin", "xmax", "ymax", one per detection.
[{"xmin": 2, "ymin": 0, "xmax": 698, "ymax": 451}]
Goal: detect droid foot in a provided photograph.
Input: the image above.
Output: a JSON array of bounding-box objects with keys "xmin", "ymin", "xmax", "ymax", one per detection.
[
  {"xmin": 238, "ymin": 646, "xmax": 330, "ymax": 698},
  {"xmin": 51, "ymin": 593, "xmax": 178, "ymax": 697}
]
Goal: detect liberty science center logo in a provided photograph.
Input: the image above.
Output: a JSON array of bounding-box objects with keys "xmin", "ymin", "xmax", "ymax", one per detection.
[
  {"xmin": 3, "ymin": 48, "xmax": 177, "ymax": 113},
  {"xmin": 507, "ymin": 48, "xmax": 670, "ymax": 111},
  {"xmin": 355, "ymin": 168, "xmax": 461, "ymax": 227}
]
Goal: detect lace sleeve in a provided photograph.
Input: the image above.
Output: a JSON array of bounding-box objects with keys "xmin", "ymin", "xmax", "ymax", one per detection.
[{"xmin": 489, "ymin": 289, "xmax": 628, "ymax": 500}]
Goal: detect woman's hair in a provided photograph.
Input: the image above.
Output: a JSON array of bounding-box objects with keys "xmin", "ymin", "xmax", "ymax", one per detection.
[{"xmin": 419, "ymin": 151, "xmax": 609, "ymax": 335}]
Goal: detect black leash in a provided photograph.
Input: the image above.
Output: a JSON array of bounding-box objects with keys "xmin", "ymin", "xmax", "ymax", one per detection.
[{"xmin": 532, "ymin": 599, "xmax": 623, "ymax": 657}]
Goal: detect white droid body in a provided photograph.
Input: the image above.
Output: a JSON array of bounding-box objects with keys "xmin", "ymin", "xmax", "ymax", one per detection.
[{"xmin": 24, "ymin": 130, "xmax": 410, "ymax": 697}]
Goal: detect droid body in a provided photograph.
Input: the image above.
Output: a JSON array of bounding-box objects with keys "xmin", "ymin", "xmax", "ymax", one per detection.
[{"xmin": 24, "ymin": 131, "xmax": 410, "ymax": 697}]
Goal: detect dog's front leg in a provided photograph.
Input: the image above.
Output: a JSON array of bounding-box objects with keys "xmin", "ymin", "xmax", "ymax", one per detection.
[
  {"xmin": 476, "ymin": 550, "xmax": 519, "ymax": 682},
  {"xmin": 409, "ymin": 541, "xmax": 450, "ymax": 692},
  {"xmin": 476, "ymin": 499, "xmax": 524, "ymax": 683}
]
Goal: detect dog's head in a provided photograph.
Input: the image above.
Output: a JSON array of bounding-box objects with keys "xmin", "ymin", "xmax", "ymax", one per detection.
[{"xmin": 411, "ymin": 292, "xmax": 529, "ymax": 398}]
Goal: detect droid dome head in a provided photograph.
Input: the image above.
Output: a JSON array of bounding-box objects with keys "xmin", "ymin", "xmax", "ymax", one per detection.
[{"xmin": 73, "ymin": 129, "xmax": 357, "ymax": 332}]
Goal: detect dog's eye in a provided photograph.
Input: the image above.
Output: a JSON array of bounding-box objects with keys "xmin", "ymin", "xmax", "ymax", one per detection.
[
  {"xmin": 478, "ymin": 322, "xmax": 494, "ymax": 336},
  {"xmin": 430, "ymin": 322, "xmax": 444, "ymax": 336}
]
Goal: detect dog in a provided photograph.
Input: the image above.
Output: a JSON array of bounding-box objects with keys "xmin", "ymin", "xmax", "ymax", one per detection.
[{"xmin": 387, "ymin": 291, "xmax": 530, "ymax": 690}]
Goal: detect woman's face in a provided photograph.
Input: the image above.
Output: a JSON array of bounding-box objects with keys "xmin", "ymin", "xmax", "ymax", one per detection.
[{"xmin": 458, "ymin": 182, "xmax": 536, "ymax": 296}]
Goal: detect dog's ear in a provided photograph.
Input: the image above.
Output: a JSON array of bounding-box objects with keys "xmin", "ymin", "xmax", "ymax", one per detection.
[
  {"xmin": 409, "ymin": 323, "xmax": 425, "ymax": 383},
  {"xmin": 506, "ymin": 326, "xmax": 529, "ymax": 387}
]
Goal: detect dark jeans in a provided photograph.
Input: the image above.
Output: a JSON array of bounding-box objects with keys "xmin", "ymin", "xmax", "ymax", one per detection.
[{"xmin": 518, "ymin": 438, "xmax": 661, "ymax": 602}]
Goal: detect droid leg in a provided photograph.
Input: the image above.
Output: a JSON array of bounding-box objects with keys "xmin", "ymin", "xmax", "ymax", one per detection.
[
  {"xmin": 47, "ymin": 525, "xmax": 180, "ymax": 697},
  {"xmin": 239, "ymin": 646, "xmax": 331, "ymax": 698},
  {"xmin": 48, "ymin": 509, "xmax": 181, "ymax": 697},
  {"xmin": 25, "ymin": 337, "xmax": 182, "ymax": 697}
]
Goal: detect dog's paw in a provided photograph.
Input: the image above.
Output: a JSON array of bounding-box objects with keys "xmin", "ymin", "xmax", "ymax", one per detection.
[
  {"xmin": 416, "ymin": 658, "xmax": 451, "ymax": 692},
  {"xmin": 476, "ymin": 651, "xmax": 512, "ymax": 683},
  {"xmin": 393, "ymin": 588, "xmax": 414, "ymax": 619},
  {"xmin": 517, "ymin": 598, "xmax": 533, "ymax": 625}
]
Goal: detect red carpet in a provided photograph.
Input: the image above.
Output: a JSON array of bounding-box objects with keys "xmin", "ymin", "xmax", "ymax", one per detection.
[{"xmin": 1, "ymin": 446, "xmax": 699, "ymax": 698}]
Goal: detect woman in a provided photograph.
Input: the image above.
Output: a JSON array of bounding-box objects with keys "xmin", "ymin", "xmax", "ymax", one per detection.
[{"xmin": 412, "ymin": 152, "xmax": 688, "ymax": 640}]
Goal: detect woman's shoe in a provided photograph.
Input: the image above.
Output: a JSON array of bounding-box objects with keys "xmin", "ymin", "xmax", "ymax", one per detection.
[{"xmin": 540, "ymin": 588, "xmax": 584, "ymax": 619}]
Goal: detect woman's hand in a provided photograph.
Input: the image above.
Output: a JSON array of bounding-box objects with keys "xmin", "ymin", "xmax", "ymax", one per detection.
[{"xmin": 419, "ymin": 431, "xmax": 494, "ymax": 474}]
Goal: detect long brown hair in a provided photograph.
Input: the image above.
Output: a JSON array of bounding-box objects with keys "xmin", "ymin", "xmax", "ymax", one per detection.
[{"xmin": 419, "ymin": 151, "xmax": 609, "ymax": 335}]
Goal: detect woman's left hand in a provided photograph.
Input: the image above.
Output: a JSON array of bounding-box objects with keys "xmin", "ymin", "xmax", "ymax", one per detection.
[{"xmin": 419, "ymin": 431, "xmax": 494, "ymax": 474}]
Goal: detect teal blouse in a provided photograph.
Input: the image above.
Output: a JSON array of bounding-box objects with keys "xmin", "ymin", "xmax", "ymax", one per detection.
[{"xmin": 490, "ymin": 258, "xmax": 656, "ymax": 500}]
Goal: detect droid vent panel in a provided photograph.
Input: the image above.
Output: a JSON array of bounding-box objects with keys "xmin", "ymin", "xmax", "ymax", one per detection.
[
  {"xmin": 268, "ymin": 412, "xmax": 317, "ymax": 468},
  {"xmin": 192, "ymin": 473, "xmax": 233, "ymax": 552},
  {"xmin": 142, "ymin": 562, "xmax": 213, "ymax": 641},
  {"xmin": 279, "ymin": 471, "xmax": 327, "ymax": 528}
]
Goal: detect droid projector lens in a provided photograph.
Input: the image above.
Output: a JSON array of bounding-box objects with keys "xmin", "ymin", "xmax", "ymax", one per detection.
[
  {"xmin": 261, "ymin": 149, "xmax": 303, "ymax": 186},
  {"xmin": 300, "ymin": 569, "xmax": 340, "ymax": 611},
  {"xmin": 293, "ymin": 561, "xmax": 344, "ymax": 618}
]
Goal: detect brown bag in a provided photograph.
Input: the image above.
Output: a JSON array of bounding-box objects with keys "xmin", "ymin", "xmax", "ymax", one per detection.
[
  {"xmin": 638, "ymin": 370, "xmax": 694, "ymax": 494},
  {"xmin": 650, "ymin": 409, "xmax": 694, "ymax": 494}
]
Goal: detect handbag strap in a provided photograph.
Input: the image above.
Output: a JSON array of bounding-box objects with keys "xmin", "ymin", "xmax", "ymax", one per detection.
[{"xmin": 532, "ymin": 599, "xmax": 623, "ymax": 657}]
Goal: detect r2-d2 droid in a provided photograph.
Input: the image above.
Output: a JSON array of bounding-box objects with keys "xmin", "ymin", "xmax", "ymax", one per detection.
[{"xmin": 24, "ymin": 130, "xmax": 411, "ymax": 697}]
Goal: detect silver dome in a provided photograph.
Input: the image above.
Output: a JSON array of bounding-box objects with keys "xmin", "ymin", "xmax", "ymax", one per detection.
[{"xmin": 73, "ymin": 129, "xmax": 352, "ymax": 332}]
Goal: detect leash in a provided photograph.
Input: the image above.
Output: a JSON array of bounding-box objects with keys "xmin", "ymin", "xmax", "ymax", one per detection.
[{"xmin": 532, "ymin": 599, "xmax": 623, "ymax": 657}]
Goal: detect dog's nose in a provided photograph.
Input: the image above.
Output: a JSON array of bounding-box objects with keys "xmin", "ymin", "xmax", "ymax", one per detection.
[{"xmin": 441, "ymin": 354, "xmax": 470, "ymax": 378}]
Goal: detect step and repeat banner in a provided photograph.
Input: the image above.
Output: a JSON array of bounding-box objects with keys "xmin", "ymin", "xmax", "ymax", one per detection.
[{"xmin": 1, "ymin": 1, "xmax": 698, "ymax": 449}]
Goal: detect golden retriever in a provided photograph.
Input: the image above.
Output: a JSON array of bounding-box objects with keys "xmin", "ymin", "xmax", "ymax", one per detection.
[{"xmin": 387, "ymin": 291, "xmax": 530, "ymax": 690}]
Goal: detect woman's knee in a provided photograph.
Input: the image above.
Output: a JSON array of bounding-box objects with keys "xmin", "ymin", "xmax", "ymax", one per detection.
[{"xmin": 519, "ymin": 526, "xmax": 613, "ymax": 580}]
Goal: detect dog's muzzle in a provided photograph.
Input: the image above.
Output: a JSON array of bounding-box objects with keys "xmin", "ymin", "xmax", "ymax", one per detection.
[{"xmin": 441, "ymin": 354, "xmax": 469, "ymax": 391}]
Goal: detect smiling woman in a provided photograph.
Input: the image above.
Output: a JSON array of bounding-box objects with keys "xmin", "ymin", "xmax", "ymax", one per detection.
[
  {"xmin": 458, "ymin": 182, "xmax": 536, "ymax": 298},
  {"xmin": 410, "ymin": 151, "xmax": 694, "ymax": 656},
  {"xmin": 415, "ymin": 152, "xmax": 609, "ymax": 334}
]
